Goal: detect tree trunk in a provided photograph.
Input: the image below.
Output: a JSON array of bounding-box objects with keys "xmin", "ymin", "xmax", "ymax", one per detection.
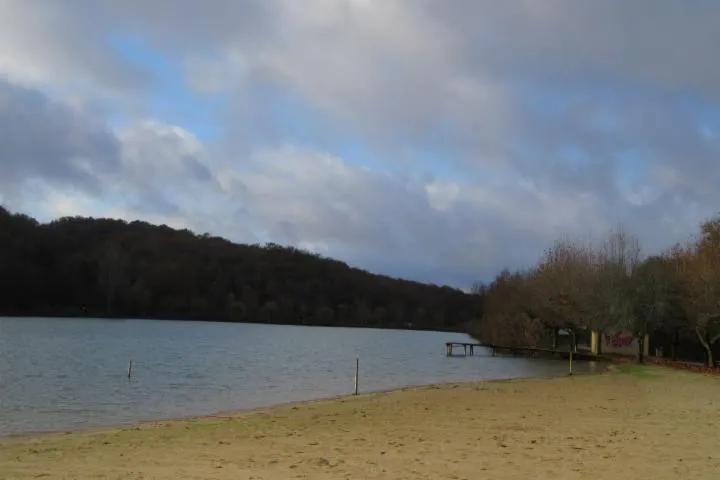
[
  {"xmin": 695, "ymin": 327, "xmax": 713, "ymax": 367},
  {"xmin": 635, "ymin": 334, "xmax": 645, "ymax": 364},
  {"xmin": 671, "ymin": 328, "xmax": 679, "ymax": 361},
  {"xmin": 711, "ymin": 332, "xmax": 720, "ymax": 367},
  {"xmin": 707, "ymin": 349, "xmax": 712, "ymax": 368}
]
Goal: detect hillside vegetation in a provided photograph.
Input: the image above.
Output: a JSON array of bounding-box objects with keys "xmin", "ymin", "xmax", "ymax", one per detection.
[{"xmin": 0, "ymin": 207, "xmax": 482, "ymax": 330}]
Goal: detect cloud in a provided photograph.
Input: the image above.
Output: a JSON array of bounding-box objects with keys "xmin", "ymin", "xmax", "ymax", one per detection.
[
  {"xmin": 0, "ymin": 0, "xmax": 149, "ymax": 93},
  {"xmin": 2, "ymin": 1, "xmax": 720, "ymax": 287},
  {"xmin": 195, "ymin": 146, "xmax": 624, "ymax": 285},
  {"xmin": 0, "ymin": 82, "xmax": 217, "ymax": 225},
  {"xmin": 115, "ymin": 120, "xmax": 219, "ymax": 214},
  {"xmin": 426, "ymin": 1, "xmax": 720, "ymax": 96},
  {"xmin": 0, "ymin": 80, "xmax": 121, "ymax": 200}
]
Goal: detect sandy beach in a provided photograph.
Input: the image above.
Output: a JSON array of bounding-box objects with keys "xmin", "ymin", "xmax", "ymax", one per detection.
[{"xmin": 2, "ymin": 365, "xmax": 719, "ymax": 479}]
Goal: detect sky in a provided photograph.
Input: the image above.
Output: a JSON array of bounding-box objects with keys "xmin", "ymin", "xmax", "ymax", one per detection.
[{"xmin": 1, "ymin": 0, "xmax": 720, "ymax": 289}]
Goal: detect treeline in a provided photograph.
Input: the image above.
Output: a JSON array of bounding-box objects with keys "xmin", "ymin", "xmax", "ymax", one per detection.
[
  {"xmin": 472, "ymin": 220, "xmax": 720, "ymax": 366},
  {"xmin": 0, "ymin": 207, "xmax": 482, "ymax": 330}
]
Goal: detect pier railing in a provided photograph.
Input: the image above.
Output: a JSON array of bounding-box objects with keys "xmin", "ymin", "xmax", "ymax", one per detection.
[{"xmin": 445, "ymin": 342, "xmax": 601, "ymax": 361}]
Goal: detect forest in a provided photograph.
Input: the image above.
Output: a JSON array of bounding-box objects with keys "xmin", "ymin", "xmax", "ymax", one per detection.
[
  {"xmin": 472, "ymin": 218, "xmax": 720, "ymax": 366},
  {"xmin": 0, "ymin": 206, "xmax": 482, "ymax": 331}
]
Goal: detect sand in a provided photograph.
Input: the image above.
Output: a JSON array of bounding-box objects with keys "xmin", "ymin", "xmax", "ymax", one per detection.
[{"xmin": 2, "ymin": 365, "xmax": 719, "ymax": 480}]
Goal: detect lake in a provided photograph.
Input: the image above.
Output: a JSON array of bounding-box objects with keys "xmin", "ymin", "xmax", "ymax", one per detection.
[{"xmin": 0, "ymin": 317, "xmax": 600, "ymax": 436}]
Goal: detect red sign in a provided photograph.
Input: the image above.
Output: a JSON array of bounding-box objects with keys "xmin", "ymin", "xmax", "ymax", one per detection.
[{"xmin": 604, "ymin": 331, "xmax": 633, "ymax": 348}]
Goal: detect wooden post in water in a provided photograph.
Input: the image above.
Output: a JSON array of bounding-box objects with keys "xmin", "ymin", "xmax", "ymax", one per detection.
[
  {"xmin": 353, "ymin": 358, "xmax": 359, "ymax": 395},
  {"xmin": 127, "ymin": 360, "xmax": 133, "ymax": 379}
]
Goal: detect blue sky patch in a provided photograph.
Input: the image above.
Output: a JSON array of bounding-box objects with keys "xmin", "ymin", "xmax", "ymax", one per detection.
[{"xmin": 108, "ymin": 34, "xmax": 224, "ymax": 140}]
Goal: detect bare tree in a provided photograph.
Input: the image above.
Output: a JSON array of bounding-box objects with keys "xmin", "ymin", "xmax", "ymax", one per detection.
[
  {"xmin": 631, "ymin": 256, "xmax": 676, "ymax": 363},
  {"xmin": 530, "ymin": 235, "xmax": 596, "ymax": 350},
  {"xmin": 672, "ymin": 219, "xmax": 720, "ymax": 366},
  {"xmin": 590, "ymin": 224, "xmax": 642, "ymax": 357},
  {"xmin": 476, "ymin": 269, "xmax": 544, "ymax": 346},
  {"xmin": 470, "ymin": 281, "xmax": 488, "ymax": 296}
]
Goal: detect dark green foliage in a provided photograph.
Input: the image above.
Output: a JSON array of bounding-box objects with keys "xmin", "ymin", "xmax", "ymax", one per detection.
[{"xmin": 0, "ymin": 206, "xmax": 482, "ymax": 330}]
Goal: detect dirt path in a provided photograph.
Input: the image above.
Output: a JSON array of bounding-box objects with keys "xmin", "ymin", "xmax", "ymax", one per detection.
[{"xmin": 2, "ymin": 366, "xmax": 719, "ymax": 479}]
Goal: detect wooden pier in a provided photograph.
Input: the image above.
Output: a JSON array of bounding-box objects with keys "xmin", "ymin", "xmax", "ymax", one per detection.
[
  {"xmin": 445, "ymin": 342, "xmax": 484, "ymax": 356},
  {"xmin": 445, "ymin": 342, "xmax": 602, "ymax": 361}
]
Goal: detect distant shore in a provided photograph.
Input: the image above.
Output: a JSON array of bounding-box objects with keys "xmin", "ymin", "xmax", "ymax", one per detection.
[
  {"xmin": 3, "ymin": 366, "xmax": 718, "ymax": 479},
  {"xmin": 0, "ymin": 314, "xmax": 465, "ymax": 334}
]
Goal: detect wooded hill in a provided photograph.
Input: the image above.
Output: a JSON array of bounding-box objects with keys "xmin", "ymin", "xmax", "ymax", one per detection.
[{"xmin": 0, "ymin": 206, "xmax": 482, "ymax": 330}]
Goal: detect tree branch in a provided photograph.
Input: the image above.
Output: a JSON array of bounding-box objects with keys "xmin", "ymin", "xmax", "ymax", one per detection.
[{"xmin": 695, "ymin": 327, "xmax": 711, "ymax": 349}]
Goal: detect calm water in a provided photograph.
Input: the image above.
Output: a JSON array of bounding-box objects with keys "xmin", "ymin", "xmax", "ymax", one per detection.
[{"xmin": 0, "ymin": 317, "xmax": 599, "ymax": 436}]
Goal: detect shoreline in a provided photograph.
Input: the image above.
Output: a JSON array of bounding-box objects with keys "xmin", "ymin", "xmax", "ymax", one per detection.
[
  {"xmin": 2, "ymin": 369, "xmax": 604, "ymax": 443},
  {"xmin": 4, "ymin": 365, "xmax": 719, "ymax": 479},
  {"xmin": 0, "ymin": 315, "xmax": 464, "ymax": 335}
]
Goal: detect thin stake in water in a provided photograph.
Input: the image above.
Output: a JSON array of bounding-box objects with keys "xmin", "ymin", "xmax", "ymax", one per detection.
[{"xmin": 353, "ymin": 358, "xmax": 359, "ymax": 395}]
